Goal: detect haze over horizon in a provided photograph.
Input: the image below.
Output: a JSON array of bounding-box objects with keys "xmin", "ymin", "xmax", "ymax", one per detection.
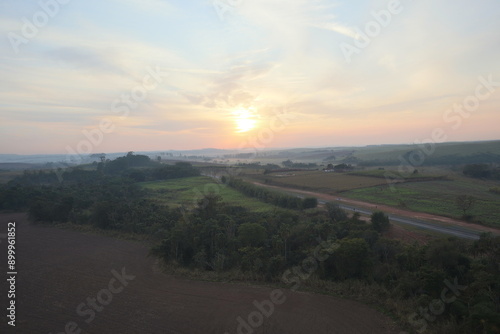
[{"xmin": 1, "ymin": 0, "xmax": 500, "ymax": 155}]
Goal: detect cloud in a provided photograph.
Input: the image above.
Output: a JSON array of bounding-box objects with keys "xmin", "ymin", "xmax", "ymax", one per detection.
[
  {"xmin": 45, "ymin": 47, "xmax": 126, "ymax": 75},
  {"xmin": 178, "ymin": 60, "xmax": 276, "ymax": 110},
  {"xmin": 309, "ymin": 22, "xmax": 359, "ymax": 39}
]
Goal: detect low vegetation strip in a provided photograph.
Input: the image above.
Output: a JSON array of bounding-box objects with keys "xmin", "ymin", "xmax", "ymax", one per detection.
[
  {"xmin": 348, "ymin": 169, "xmax": 449, "ymax": 182},
  {"xmin": 226, "ymin": 177, "xmax": 318, "ymax": 210},
  {"xmin": 246, "ymin": 171, "xmax": 388, "ymax": 193}
]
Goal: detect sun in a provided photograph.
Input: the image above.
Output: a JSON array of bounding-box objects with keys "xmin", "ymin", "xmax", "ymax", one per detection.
[{"xmin": 233, "ymin": 108, "xmax": 257, "ymax": 133}]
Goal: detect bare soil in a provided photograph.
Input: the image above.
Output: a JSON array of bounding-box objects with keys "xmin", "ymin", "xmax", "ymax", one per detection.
[{"xmin": 1, "ymin": 213, "xmax": 400, "ymax": 334}]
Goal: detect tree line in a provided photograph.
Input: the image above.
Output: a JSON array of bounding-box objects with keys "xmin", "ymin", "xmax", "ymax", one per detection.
[
  {"xmin": 463, "ymin": 163, "xmax": 500, "ymax": 180},
  {"xmin": 225, "ymin": 178, "xmax": 318, "ymax": 210},
  {"xmin": 0, "ymin": 154, "xmax": 199, "ymax": 231}
]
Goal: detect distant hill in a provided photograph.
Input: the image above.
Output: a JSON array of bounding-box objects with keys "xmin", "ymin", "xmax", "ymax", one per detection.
[
  {"xmin": 351, "ymin": 140, "xmax": 500, "ymax": 166},
  {"xmin": 0, "ymin": 163, "xmax": 40, "ymax": 170},
  {"xmin": 2, "ymin": 140, "xmax": 498, "ymax": 167}
]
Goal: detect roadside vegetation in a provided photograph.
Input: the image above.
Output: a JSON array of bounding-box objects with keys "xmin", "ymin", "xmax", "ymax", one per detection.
[{"xmin": 226, "ymin": 177, "xmax": 318, "ymax": 210}]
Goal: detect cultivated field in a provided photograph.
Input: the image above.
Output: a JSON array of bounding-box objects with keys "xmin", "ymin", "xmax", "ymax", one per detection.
[
  {"xmin": 245, "ymin": 170, "xmax": 389, "ymax": 193},
  {"xmin": 244, "ymin": 167, "xmax": 500, "ymax": 227},
  {"xmin": 0, "ymin": 213, "xmax": 400, "ymax": 334},
  {"xmin": 345, "ymin": 175, "xmax": 500, "ymax": 227},
  {"xmin": 350, "ymin": 140, "xmax": 500, "ymax": 162},
  {"xmin": 141, "ymin": 176, "xmax": 277, "ymax": 212}
]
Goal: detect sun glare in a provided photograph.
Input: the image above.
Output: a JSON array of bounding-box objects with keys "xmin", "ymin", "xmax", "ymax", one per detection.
[{"xmin": 233, "ymin": 108, "xmax": 257, "ymax": 133}]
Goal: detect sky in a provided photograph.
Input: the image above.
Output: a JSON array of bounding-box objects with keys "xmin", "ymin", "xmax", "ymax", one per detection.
[{"xmin": 1, "ymin": 0, "xmax": 499, "ymax": 155}]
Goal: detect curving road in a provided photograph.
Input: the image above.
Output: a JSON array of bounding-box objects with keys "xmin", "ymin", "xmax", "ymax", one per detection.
[
  {"xmin": 250, "ymin": 181, "xmax": 495, "ymax": 241},
  {"xmin": 327, "ymin": 201, "xmax": 481, "ymax": 240}
]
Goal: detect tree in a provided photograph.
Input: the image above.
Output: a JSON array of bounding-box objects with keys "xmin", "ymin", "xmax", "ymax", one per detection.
[
  {"xmin": 334, "ymin": 163, "xmax": 352, "ymax": 172},
  {"xmin": 326, "ymin": 202, "xmax": 348, "ymax": 222},
  {"xmin": 196, "ymin": 193, "xmax": 223, "ymax": 220},
  {"xmin": 127, "ymin": 170, "xmax": 146, "ymax": 182},
  {"xmin": 238, "ymin": 223, "xmax": 267, "ymax": 247},
  {"xmin": 425, "ymin": 238, "xmax": 470, "ymax": 277},
  {"xmin": 278, "ymin": 224, "xmax": 291, "ymax": 262},
  {"xmin": 91, "ymin": 201, "xmax": 114, "ymax": 229},
  {"xmin": 463, "ymin": 164, "xmax": 491, "ymax": 178},
  {"xmin": 456, "ymin": 195, "xmax": 476, "ymax": 217},
  {"xmin": 302, "ymin": 197, "xmax": 318, "ymax": 209},
  {"xmin": 371, "ymin": 211, "xmax": 390, "ymax": 233},
  {"xmin": 331, "ymin": 238, "xmax": 371, "ymax": 279}
]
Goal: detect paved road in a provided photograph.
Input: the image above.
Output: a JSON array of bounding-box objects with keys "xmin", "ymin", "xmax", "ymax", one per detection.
[
  {"xmin": 267, "ymin": 186, "xmax": 483, "ymax": 241},
  {"xmin": 318, "ymin": 200, "xmax": 481, "ymax": 240},
  {"xmin": 207, "ymin": 175, "xmax": 488, "ymax": 241}
]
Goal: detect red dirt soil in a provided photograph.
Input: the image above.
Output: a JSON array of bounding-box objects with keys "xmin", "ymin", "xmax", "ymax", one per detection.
[
  {"xmin": 1, "ymin": 213, "xmax": 401, "ymax": 334},
  {"xmin": 252, "ymin": 182, "xmax": 500, "ymax": 235}
]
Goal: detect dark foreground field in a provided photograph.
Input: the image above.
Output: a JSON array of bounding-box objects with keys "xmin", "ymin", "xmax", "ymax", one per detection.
[{"xmin": 1, "ymin": 213, "xmax": 399, "ymax": 334}]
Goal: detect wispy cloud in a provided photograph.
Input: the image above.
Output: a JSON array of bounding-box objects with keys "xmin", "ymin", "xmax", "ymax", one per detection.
[{"xmin": 309, "ymin": 22, "xmax": 359, "ymax": 39}]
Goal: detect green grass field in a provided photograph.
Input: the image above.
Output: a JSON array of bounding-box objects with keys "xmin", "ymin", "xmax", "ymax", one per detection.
[
  {"xmin": 348, "ymin": 168, "xmax": 448, "ymax": 180},
  {"xmin": 140, "ymin": 176, "xmax": 277, "ymax": 212},
  {"xmin": 246, "ymin": 170, "xmax": 390, "ymax": 193},
  {"xmin": 344, "ymin": 176, "xmax": 500, "ymax": 227}
]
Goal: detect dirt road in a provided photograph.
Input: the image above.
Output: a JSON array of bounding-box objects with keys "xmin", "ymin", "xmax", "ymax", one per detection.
[
  {"xmin": 250, "ymin": 181, "xmax": 500, "ymax": 238},
  {"xmin": 1, "ymin": 213, "xmax": 400, "ymax": 334}
]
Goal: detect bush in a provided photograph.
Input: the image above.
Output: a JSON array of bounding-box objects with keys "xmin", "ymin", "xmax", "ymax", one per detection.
[
  {"xmin": 302, "ymin": 197, "xmax": 318, "ymax": 209},
  {"xmin": 371, "ymin": 211, "xmax": 390, "ymax": 232}
]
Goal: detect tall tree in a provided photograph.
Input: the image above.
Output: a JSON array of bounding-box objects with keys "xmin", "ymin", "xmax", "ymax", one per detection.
[
  {"xmin": 326, "ymin": 202, "xmax": 348, "ymax": 222},
  {"xmin": 371, "ymin": 211, "xmax": 390, "ymax": 233}
]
